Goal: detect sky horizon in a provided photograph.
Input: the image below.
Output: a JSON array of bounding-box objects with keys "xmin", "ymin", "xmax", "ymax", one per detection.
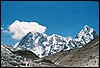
[{"xmin": 1, "ymin": 1, "xmax": 99, "ymax": 46}]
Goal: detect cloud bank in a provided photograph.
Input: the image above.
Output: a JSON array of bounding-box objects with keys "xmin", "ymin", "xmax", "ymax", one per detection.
[{"xmin": 8, "ymin": 20, "xmax": 47, "ymax": 40}]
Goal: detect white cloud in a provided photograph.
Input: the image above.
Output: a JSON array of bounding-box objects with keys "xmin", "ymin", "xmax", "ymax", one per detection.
[
  {"xmin": 8, "ymin": 20, "xmax": 47, "ymax": 40},
  {"xmin": 1, "ymin": 27, "xmax": 4, "ymax": 30},
  {"xmin": 2, "ymin": 30, "xmax": 9, "ymax": 33},
  {"xmin": 1, "ymin": 27, "xmax": 9, "ymax": 33}
]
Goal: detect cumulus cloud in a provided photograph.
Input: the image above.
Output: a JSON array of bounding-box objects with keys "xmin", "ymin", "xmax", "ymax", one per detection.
[
  {"xmin": 1, "ymin": 27, "xmax": 4, "ymax": 30},
  {"xmin": 8, "ymin": 20, "xmax": 47, "ymax": 40}
]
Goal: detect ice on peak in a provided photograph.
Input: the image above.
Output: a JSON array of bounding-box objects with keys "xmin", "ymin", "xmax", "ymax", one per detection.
[
  {"xmin": 84, "ymin": 25, "xmax": 89, "ymax": 28},
  {"xmin": 43, "ymin": 33, "xmax": 47, "ymax": 37},
  {"xmin": 26, "ymin": 32, "xmax": 33, "ymax": 36},
  {"xmin": 52, "ymin": 34, "xmax": 59, "ymax": 37},
  {"xmin": 81, "ymin": 25, "xmax": 94, "ymax": 33},
  {"xmin": 78, "ymin": 25, "xmax": 93, "ymax": 35}
]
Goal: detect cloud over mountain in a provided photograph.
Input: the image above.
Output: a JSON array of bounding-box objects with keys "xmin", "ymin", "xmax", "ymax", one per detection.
[{"xmin": 8, "ymin": 20, "xmax": 47, "ymax": 40}]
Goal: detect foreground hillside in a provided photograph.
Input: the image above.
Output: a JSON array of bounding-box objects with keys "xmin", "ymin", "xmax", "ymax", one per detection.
[
  {"xmin": 43, "ymin": 36, "xmax": 99, "ymax": 67},
  {"xmin": 1, "ymin": 43, "xmax": 58, "ymax": 67}
]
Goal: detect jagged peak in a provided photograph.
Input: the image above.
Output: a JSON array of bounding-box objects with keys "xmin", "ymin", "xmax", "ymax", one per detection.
[
  {"xmin": 25, "ymin": 31, "xmax": 46, "ymax": 38},
  {"xmin": 84, "ymin": 25, "xmax": 89, "ymax": 28},
  {"xmin": 27, "ymin": 31, "xmax": 33, "ymax": 35},
  {"xmin": 78, "ymin": 25, "xmax": 93, "ymax": 35},
  {"xmin": 82, "ymin": 25, "xmax": 91, "ymax": 31},
  {"xmin": 51, "ymin": 34, "xmax": 63, "ymax": 38}
]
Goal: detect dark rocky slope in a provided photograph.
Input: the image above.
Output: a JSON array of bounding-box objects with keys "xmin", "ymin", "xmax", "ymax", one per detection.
[{"xmin": 43, "ymin": 36, "xmax": 99, "ymax": 67}]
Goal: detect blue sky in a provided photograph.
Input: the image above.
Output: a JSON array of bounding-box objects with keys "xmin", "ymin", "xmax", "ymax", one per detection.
[{"xmin": 1, "ymin": 1, "xmax": 99, "ymax": 46}]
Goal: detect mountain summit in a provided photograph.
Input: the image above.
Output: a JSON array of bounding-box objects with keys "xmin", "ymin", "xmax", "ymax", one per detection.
[{"xmin": 13, "ymin": 25, "xmax": 98, "ymax": 58}]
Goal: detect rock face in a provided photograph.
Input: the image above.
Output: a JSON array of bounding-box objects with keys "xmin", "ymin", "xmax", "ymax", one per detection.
[
  {"xmin": 1, "ymin": 43, "xmax": 58, "ymax": 67},
  {"xmin": 1, "ymin": 43, "xmax": 23, "ymax": 67},
  {"xmin": 13, "ymin": 25, "xmax": 98, "ymax": 58},
  {"xmin": 43, "ymin": 36, "xmax": 99, "ymax": 67}
]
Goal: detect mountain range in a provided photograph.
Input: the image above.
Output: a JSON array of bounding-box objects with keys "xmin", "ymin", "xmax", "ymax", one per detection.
[{"xmin": 13, "ymin": 25, "xmax": 98, "ymax": 58}]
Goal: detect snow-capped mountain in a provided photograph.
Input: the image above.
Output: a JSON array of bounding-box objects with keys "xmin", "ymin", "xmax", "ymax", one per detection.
[
  {"xmin": 73, "ymin": 25, "xmax": 98, "ymax": 47},
  {"xmin": 13, "ymin": 25, "xmax": 98, "ymax": 58}
]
